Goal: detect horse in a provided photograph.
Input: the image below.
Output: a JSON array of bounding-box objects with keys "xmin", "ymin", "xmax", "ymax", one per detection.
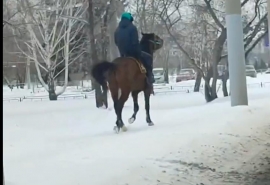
[{"xmin": 91, "ymin": 32, "xmax": 163, "ymax": 133}]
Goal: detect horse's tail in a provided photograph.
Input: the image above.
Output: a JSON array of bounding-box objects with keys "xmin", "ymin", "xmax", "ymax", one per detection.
[{"xmin": 91, "ymin": 61, "xmax": 116, "ymax": 87}]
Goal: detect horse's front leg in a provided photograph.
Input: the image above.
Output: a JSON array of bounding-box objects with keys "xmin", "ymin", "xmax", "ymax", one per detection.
[
  {"xmin": 143, "ymin": 90, "xmax": 154, "ymax": 126},
  {"xmin": 128, "ymin": 91, "xmax": 140, "ymax": 124}
]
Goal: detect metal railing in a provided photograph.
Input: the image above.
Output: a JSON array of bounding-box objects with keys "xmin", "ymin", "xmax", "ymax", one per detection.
[
  {"xmin": 3, "ymin": 93, "xmax": 92, "ymax": 102},
  {"xmin": 3, "ymin": 82, "xmax": 270, "ymax": 102}
]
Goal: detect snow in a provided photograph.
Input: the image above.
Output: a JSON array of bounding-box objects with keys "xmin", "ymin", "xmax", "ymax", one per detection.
[{"xmin": 3, "ymin": 74, "xmax": 270, "ymax": 185}]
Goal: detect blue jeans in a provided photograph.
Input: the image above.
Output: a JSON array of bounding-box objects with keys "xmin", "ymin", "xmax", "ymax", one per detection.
[
  {"xmin": 140, "ymin": 52, "xmax": 154, "ymax": 83},
  {"xmin": 140, "ymin": 52, "xmax": 152, "ymax": 71}
]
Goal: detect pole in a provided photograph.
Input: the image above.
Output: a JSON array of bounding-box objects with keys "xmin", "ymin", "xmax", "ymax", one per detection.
[
  {"xmin": 225, "ymin": 0, "xmax": 248, "ymax": 106},
  {"xmin": 267, "ymin": 0, "xmax": 270, "ymax": 66},
  {"xmin": 3, "ymin": 166, "xmax": 5, "ymax": 185}
]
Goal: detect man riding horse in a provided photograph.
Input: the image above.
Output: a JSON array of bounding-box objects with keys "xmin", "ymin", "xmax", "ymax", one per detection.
[{"xmin": 114, "ymin": 12, "xmax": 154, "ymax": 88}]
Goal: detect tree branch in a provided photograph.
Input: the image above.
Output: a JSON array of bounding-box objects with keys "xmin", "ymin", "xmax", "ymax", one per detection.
[
  {"xmin": 245, "ymin": 31, "xmax": 268, "ymax": 58},
  {"xmin": 203, "ymin": 0, "xmax": 224, "ymax": 30},
  {"xmin": 244, "ymin": 13, "xmax": 268, "ymax": 48}
]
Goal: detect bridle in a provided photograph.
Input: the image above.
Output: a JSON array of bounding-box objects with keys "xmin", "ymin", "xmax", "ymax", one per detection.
[{"xmin": 148, "ymin": 35, "xmax": 162, "ymax": 52}]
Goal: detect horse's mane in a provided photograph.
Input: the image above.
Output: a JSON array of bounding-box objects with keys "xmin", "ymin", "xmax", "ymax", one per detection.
[{"xmin": 139, "ymin": 33, "xmax": 155, "ymax": 43}]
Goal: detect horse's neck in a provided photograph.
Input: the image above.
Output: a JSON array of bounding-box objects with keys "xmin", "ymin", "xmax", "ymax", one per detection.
[{"xmin": 140, "ymin": 42, "xmax": 153, "ymax": 56}]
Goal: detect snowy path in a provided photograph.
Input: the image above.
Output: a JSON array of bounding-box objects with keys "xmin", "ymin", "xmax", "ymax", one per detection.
[{"xmin": 3, "ymin": 90, "xmax": 270, "ymax": 185}]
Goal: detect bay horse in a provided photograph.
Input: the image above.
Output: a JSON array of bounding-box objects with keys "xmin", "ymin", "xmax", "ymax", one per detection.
[{"xmin": 91, "ymin": 32, "xmax": 163, "ymax": 133}]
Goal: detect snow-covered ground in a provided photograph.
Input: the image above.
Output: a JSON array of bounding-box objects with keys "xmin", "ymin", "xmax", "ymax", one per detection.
[{"xmin": 3, "ymin": 77, "xmax": 270, "ymax": 185}]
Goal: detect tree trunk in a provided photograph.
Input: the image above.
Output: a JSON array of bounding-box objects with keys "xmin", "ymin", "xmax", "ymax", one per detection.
[
  {"xmin": 222, "ymin": 76, "xmax": 229, "ymax": 97},
  {"xmin": 204, "ymin": 66, "xmax": 214, "ymax": 102},
  {"xmin": 26, "ymin": 57, "xmax": 31, "ymax": 89},
  {"xmin": 108, "ymin": 0, "xmax": 122, "ymax": 60},
  {"xmin": 204, "ymin": 29, "xmax": 227, "ymax": 102},
  {"xmin": 48, "ymin": 72, "xmax": 57, "ymax": 101},
  {"xmin": 164, "ymin": 60, "xmax": 169, "ymax": 83},
  {"xmin": 99, "ymin": 3, "xmax": 111, "ymax": 108},
  {"xmin": 222, "ymin": 69, "xmax": 229, "ymax": 97},
  {"xmin": 3, "ymin": 75, "xmax": 13, "ymax": 90},
  {"xmin": 88, "ymin": 0, "xmax": 105, "ymax": 108},
  {"xmin": 164, "ymin": 69, "xmax": 169, "ymax": 83},
  {"xmin": 194, "ymin": 72, "xmax": 202, "ymax": 92},
  {"xmin": 49, "ymin": 90, "xmax": 57, "ymax": 101},
  {"xmin": 16, "ymin": 63, "xmax": 25, "ymax": 89},
  {"xmin": 91, "ymin": 80, "xmax": 95, "ymax": 90},
  {"xmin": 93, "ymin": 82, "xmax": 103, "ymax": 107}
]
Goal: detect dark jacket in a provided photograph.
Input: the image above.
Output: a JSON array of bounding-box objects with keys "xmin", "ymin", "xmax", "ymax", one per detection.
[{"xmin": 114, "ymin": 18, "xmax": 141, "ymax": 59}]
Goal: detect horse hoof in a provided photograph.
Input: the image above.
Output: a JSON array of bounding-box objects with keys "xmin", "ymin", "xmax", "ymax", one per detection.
[
  {"xmin": 113, "ymin": 126, "xmax": 120, "ymax": 134},
  {"xmin": 128, "ymin": 117, "xmax": 135, "ymax": 124},
  {"xmin": 121, "ymin": 126, "xmax": 128, "ymax": 132},
  {"xmin": 148, "ymin": 122, "xmax": 154, "ymax": 126}
]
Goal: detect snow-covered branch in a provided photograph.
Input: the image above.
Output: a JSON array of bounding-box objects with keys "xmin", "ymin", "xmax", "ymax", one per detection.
[{"xmin": 15, "ymin": 0, "xmax": 88, "ymax": 100}]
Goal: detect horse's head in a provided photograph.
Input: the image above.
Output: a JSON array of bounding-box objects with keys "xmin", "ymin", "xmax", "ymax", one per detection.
[{"xmin": 140, "ymin": 32, "xmax": 163, "ymax": 53}]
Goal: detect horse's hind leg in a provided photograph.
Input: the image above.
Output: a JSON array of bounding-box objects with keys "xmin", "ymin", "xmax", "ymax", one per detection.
[
  {"xmin": 112, "ymin": 99, "xmax": 126, "ymax": 133},
  {"xmin": 112, "ymin": 89, "xmax": 130, "ymax": 133},
  {"xmin": 144, "ymin": 90, "xmax": 154, "ymax": 126},
  {"xmin": 110, "ymin": 87, "xmax": 123, "ymax": 133},
  {"xmin": 112, "ymin": 100, "xmax": 120, "ymax": 131},
  {"xmin": 128, "ymin": 91, "xmax": 140, "ymax": 124}
]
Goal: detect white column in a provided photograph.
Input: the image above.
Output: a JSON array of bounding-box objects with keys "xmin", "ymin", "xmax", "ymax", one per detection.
[
  {"xmin": 3, "ymin": 166, "xmax": 5, "ymax": 185},
  {"xmin": 225, "ymin": 0, "xmax": 248, "ymax": 106},
  {"xmin": 267, "ymin": 0, "xmax": 270, "ymax": 66}
]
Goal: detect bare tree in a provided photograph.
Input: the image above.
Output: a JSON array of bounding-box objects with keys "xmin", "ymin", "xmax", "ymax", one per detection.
[
  {"xmin": 107, "ymin": 0, "xmax": 125, "ymax": 60},
  {"xmin": 129, "ymin": 0, "xmax": 173, "ymax": 76},
  {"xmin": 86, "ymin": 0, "xmax": 126, "ymax": 108},
  {"xmin": 204, "ymin": 0, "xmax": 268, "ymax": 100},
  {"xmin": 131, "ymin": 0, "xmax": 164, "ymax": 33},
  {"xmin": 155, "ymin": 42, "xmax": 171, "ymax": 83},
  {"xmin": 87, "ymin": 0, "xmax": 107, "ymax": 107},
  {"xmin": 13, "ymin": 0, "xmax": 87, "ymax": 100},
  {"xmin": 158, "ymin": 0, "xmax": 211, "ymax": 87},
  {"xmin": 158, "ymin": 0, "xmax": 268, "ymax": 102},
  {"xmin": 3, "ymin": 0, "xmax": 29, "ymax": 87}
]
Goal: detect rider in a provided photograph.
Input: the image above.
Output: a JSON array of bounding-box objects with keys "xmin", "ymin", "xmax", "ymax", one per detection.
[{"xmin": 114, "ymin": 12, "xmax": 154, "ymax": 87}]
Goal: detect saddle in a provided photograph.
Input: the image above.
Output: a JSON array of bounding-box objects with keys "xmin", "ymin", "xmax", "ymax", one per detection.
[{"xmin": 125, "ymin": 57, "xmax": 147, "ymax": 74}]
